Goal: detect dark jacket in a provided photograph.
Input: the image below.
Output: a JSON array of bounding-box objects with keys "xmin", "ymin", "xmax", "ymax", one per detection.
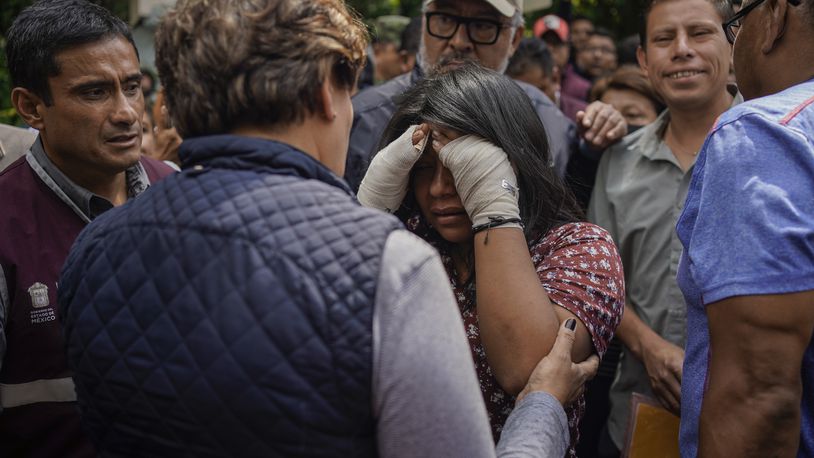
[
  {"xmin": 0, "ymin": 152, "xmax": 171, "ymax": 458},
  {"xmin": 344, "ymin": 66, "xmax": 577, "ymax": 191},
  {"xmin": 59, "ymin": 135, "xmax": 402, "ymax": 457}
]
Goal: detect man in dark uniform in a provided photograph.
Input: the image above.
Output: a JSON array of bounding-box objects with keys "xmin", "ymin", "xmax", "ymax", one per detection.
[{"xmin": 0, "ymin": 1, "xmax": 173, "ymax": 456}]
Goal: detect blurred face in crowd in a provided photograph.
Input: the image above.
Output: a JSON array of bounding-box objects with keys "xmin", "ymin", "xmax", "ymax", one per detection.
[
  {"xmin": 24, "ymin": 36, "xmax": 143, "ymax": 177},
  {"xmin": 571, "ymin": 19, "xmax": 595, "ymax": 50},
  {"xmin": 140, "ymin": 111, "xmax": 155, "ymax": 156},
  {"xmin": 600, "ymin": 88, "xmax": 659, "ymax": 126},
  {"xmin": 637, "ymin": 0, "xmax": 731, "ymax": 112},
  {"xmin": 419, "ymin": 0, "xmax": 523, "ymax": 74},
  {"xmin": 412, "ymin": 128, "xmax": 473, "ymax": 244},
  {"xmin": 578, "ymin": 34, "xmax": 618, "ymax": 79},
  {"xmin": 512, "ymin": 63, "xmax": 559, "ymax": 104},
  {"xmin": 140, "ymin": 73, "xmax": 154, "ymax": 97},
  {"xmin": 541, "ymin": 32, "xmax": 571, "ymax": 69},
  {"xmin": 374, "ymin": 42, "xmax": 404, "ymax": 82}
]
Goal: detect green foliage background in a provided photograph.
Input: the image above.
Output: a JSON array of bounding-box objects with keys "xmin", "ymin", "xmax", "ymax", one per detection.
[{"xmin": 0, "ymin": 0, "xmax": 644, "ymax": 126}]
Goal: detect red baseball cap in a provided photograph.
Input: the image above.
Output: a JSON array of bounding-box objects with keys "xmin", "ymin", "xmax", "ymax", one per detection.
[{"xmin": 533, "ymin": 14, "xmax": 569, "ymax": 43}]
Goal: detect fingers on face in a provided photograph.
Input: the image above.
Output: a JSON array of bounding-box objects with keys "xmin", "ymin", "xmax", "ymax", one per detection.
[
  {"xmin": 412, "ymin": 126, "xmax": 428, "ymax": 150},
  {"xmin": 430, "ymin": 130, "xmax": 454, "ymax": 153}
]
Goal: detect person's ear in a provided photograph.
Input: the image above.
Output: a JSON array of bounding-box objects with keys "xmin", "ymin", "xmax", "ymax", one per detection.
[
  {"xmin": 508, "ymin": 25, "xmax": 524, "ymax": 56},
  {"xmin": 636, "ymin": 45, "xmax": 649, "ymax": 78},
  {"xmin": 761, "ymin": 0, "xmax": 789, "ymax": 55},
  {"xmin": 551, "ymin": 65, "xmax": 562, "ymax": 84},
  {"xmin": 12, "ymin": 87, "xmax": 46, "ymax": 130},
  {"xmin": 317, "ymin": 77, "xmax": 337, "ymax": 123},
  {"xmin": 398, "ymin": 50, "xmax": 415, "ymax": 73}
]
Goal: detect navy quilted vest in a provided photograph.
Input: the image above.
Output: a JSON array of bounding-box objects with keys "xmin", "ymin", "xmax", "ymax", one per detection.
[{"xmin": 58, "ymin": 135, "xmax": 402, "ymax": 457}]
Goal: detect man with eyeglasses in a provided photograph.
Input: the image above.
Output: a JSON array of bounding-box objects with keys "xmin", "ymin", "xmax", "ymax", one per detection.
[
  {"xmin": 675, "ymin": 0, "xmax": 814, "ymax": 456},
  {"xmin": 344, "ymin": 0, "xmax": 627, "ymax": 192},
  {"xmin": 575, "ymin": 29, "xmax": 618, "ymax": 81}
]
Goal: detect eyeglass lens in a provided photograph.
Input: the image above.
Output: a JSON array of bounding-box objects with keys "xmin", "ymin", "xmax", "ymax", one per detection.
[{"xmin": 427, "ymin": 14, "xmax": 500, "ymax": 44}]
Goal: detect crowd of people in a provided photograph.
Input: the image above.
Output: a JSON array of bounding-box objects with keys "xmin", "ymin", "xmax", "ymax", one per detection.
[{"xmin": 0, "ymin": 0, "xmax": 812, "ymax": 457}]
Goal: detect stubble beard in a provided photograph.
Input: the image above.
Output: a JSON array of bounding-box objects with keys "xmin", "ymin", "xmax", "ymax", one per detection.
[{"xmin": 417, "ymin": 36, "xmax": 511, "ymax": 76}]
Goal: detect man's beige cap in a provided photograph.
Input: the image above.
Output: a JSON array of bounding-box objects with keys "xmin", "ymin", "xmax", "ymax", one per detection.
[{"xmin": 423, "ymin": 0, "xmax": 523, "ymax": 17}]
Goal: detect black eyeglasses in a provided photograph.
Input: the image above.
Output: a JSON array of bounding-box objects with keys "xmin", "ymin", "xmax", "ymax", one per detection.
[
  {"xmin": 723, "ymin": 0, "xmax": 801, "ymax": 44},
  {"xmin": 722, "ymin": 0, "xmax": 766, "ymax": 44},
  {"xmin": 425, "ymin": 12, "xmax": 508, "ymax": 45}
]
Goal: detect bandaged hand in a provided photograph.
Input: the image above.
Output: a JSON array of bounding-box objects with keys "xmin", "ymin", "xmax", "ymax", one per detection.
[
  {"xmin": 436, "ymin": 135, "xmax": 521, "ymax": 229},
  {"xmin": 357, "ymin": 125, "xmax": 428, "ymax": 213}
]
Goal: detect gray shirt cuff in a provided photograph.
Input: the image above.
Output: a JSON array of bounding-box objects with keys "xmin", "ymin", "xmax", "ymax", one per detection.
[{"xmin": 497, "ymin": 391, "xmax": 570, "ymax": 457}]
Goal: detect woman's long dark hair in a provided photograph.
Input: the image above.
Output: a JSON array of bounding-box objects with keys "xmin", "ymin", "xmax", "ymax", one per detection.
[{"xmin": 379, "ymin": 62, "xmax": 583, "ymax": 239}]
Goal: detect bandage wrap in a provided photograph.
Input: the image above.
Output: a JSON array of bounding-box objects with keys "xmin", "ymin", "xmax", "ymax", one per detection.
[
  {"xmin": 357, "ymin": 126, "xmax": 424, "ymax": 213},
  {"xmin": 438, "ymin": 135, "xmax": 522, "ymax": 229}
]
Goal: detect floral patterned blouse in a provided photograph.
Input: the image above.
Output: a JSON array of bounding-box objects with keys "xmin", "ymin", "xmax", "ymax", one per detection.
[{"xmin": 405, "ymin": 212, "xmax": 625, "ymax": 457}]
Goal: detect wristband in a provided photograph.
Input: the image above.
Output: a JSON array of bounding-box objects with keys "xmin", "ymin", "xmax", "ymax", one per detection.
[
  {"xmin": 471, "ymin": 216, "xmax": 524, "ymax": 234},
  {"xmin": 472, "ymin": 216, "xmax": 524, "ymax": 244}
]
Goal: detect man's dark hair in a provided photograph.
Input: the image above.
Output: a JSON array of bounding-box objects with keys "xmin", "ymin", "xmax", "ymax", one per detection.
[
  {"xmin": 588, "ymin": 27, "xmax": 616, "ymax": 43},
  {"xmin": 400, "ymin": 16, "xmax": 422, "ymax": 54},
  {"xmin": 6, "ymin": 0, "xmax": 138, "ymax": 105},
  {"xmin": 617, "ymin": 34, "xmax": 641, "ymax": 65},
  {"xmin": 506, "ymin": 38, "xmax": 555, "ymax": 79},
  {"xmin": 380, "ymin": 63, "xmax": 583, "ymax": 239},
  {"xmin": 638, "ymin": 0, "xmax": 734, "ymax": 47},
  {"xmin": 572, "ymin": 14, "xmax": 592, "ymax": 24}
]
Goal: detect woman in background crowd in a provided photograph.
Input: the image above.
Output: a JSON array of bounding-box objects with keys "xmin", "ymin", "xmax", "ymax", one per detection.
[{"xmin": 590, "ymin": 65, "xmax": 664, "ymax": 130}]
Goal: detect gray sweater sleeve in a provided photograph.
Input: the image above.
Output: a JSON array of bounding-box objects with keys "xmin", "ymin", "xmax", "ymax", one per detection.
[
  {"xmin": 372, "ymin": 230, "xmax": 570, "ymax": 458},
  {"xmin": 495, "ymin": 392, "xmax": 570, "ymax": 458}
]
